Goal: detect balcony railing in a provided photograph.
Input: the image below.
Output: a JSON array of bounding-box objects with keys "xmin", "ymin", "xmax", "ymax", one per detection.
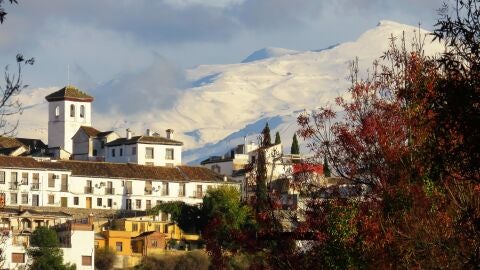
[
  {"xmin": 84, "ymin": 186, "xmax": 93, "ymax": 194},
  {"xmin": 9, "ymin": 183, "xmax": 18, "ymax": 190},
  {"xmin": 31, "ymin": 183, "xmax": 40, "ymax": 190},
  {"xmin": 105, "ymin": 188, "xmax": 115, "ymax": 195}
]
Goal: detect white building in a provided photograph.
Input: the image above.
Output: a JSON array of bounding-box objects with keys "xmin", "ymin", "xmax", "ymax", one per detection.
[
  {"xmin": 200, "ymin": 141, "xmax": 258, "ymax": 180},
  {"xmin": 46, "ymin": 86, "xmax": 93, "ymax": 156},
  {"xmin": 0, "ymin": 211, "xmax": 96, "ymax": 270},
  {"xmin": 72, "ymin": 126, "xmax": 119, "ymax": 161},
  {"xmin": 105, "ymin": 128, "xmax": 183, "ymax": 166},
  {"xmin": 0, "ymin": 155, "xmax": 237, "ymax": 211}
]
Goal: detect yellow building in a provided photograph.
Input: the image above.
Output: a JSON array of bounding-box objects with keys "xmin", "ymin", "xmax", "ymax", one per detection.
[{"xmin": 94, "ymin": 215, "xmax": 202, "ymax": 269}]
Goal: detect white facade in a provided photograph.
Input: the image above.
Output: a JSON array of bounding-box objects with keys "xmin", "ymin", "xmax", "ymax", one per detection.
[
  {"xmin": 48, "ymin": 99, "xmax": 92, "ymax": 155},
  {"xmin": 106, "ymin": 143, "xmax": 182, "ymax": 166},
  {"xmin": 59, "ymin": 222, "xmax": 95, "ymax": 270},
  {"xmin": 0, "ymin": 157, "xmax": 237, "ymax": 211}
]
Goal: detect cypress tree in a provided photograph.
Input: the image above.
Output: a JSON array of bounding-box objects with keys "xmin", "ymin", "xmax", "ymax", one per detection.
[
  {"xmin": 274, "ymin": 131, "xmax": 281, "ymax": 145},
  {"xmin": 262, "ymin": 122, "xmax": 272, "ymax": 147},
  {"xmin": 324, "ymin": 156, "xmax": 331, "ymax": 177},
  {"xmin": 291, "ymin": 134, "xmax": 299, "ymax": 155}
]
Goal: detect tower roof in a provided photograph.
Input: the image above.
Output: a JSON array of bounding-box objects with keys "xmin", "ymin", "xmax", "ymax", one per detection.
[{"xmin": 45, "ymin": 85, "xmax": 93, "ymax": 102}]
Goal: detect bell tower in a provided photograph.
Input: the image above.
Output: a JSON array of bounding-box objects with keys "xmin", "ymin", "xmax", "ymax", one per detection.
[{"xmin": 45, "ymin": 85, "xmax": 93, "ymax": 155}]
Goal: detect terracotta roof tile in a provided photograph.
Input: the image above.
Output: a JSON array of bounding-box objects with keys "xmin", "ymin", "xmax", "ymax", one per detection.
[
  {"xmin": 45, "ymin": 85, "xmax": 93, "ymax": 102},
  {"xmin": 0, "ymin": 156, "xmax": 225, "ymax": 183}
]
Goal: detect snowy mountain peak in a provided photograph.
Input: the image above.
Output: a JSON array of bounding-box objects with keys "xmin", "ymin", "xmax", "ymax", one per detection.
[{"xmin": 241, "ymin": 47, "xmax": 299, "ymax": 63}]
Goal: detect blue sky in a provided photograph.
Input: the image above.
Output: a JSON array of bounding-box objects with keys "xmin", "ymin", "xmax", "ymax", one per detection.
[{"xmin": 0, "ymin": 0, "xmax": 442, "ymax": 88}]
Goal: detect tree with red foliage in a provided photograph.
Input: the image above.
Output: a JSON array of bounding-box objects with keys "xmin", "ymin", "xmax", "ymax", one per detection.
[{"xmin": 295, "ymin": 1, "xmax": 480, "ymax": 267}]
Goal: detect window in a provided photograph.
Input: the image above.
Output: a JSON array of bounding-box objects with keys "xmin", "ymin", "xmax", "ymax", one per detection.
[
  {"xmin": 97, "ymin": 198, "xmax": 102, "ymax": 207},
  {"xmin": 146, "ymin": 200, "xmax": 151, "ymax": 210},
  {"xmin": 140, "ymin": 223, "xmax": 145, "ymax": 232},
  {"xmin": 111, "ymin": 149, "xmax": 116, "ymax": 157},
  {"xmin": 21, "ymin": 173, "xmax": 28, "ymax": 185},
  {"xmin": 145, "ymin": 181, "xmax": 152, "ymax": 195},
  {"xmin": 48, "ymin": 194, "xmax": 54, "ymax": 205},
  {"xmin": 145, "ymin": 147, "xmax": 154, "ymax": 159},
  {"xmin": 196, "ymin": 185, "xmax": 203, "ymax": 198},
  {"xmin": 85, "ymin": 180, "xmax": 93, "ymax": 193},
  {"xmin": 165, "ymin": 148, "xmax": 174, "ymax": 160},
  {"xmin": 132, "ymin": 223, "xmax": 138, "ymax": 231},
  {"xmin": 92, "ymin": 149, "xmax": 97, "ymax": 156},
  {"xmin": 48, "ymin": 173, "xmax": 55, "ymax": 188},
  {"xmin": 136, "ymin": 199, "xmax": 142, "ymax": 209},
  {"xmin": 132, "ymin": 147, "xmax": 137, "ymax": 155},
  {"xmin": 21, "ymin": 193, "xmax": 28, "ymax": 204},
  {"xmin": 10, "ymin": 193, "xmax": 17, "ymax": 204},
  {"xmin": 161, "ymin": 212, "xmax": 168, "ymax": 222},
  {"xmin": 125, "ymin": 181, "xmax": 132, "ymax": 194},
  {"xmin": 120, "ymin": 148, "xmax": 123, "ymax": 156},
  {"xmin": 55, "ymin": 106, "xmax": 60, "ymax": 117},
  {"xmin": 155, "ymin": 225, "xmax": 161, "ymax": 232},
  {"xmin": 70, "ymin": 104, "xmax": 75, "ymax": 117},
  {"xmin": 0, "ymin": 171, "xmax": 4, "ymax": 184},
  {"xmin": 11, "ymin": 253, "xmax": 25, "ymax": 263},
  {"xmin": 101, "ymin": 141, "xmax": 105, "ymax": 149},
  {"xmin": 178, "ymin": 183, "xmax": 185, "ymax": 197},
  {"xmin": 156, "ymin": 200, "xmax": 161, "ymax": 206},
  {"xmin": 107, "ymin": 198, "xmax": 112, "ymax": 208},
  {"xmin": 32, "ymin": 173, "xmax": 39, "ymax": 190},
  {"xmin": 116, "ymin": 242, "xmax": 123, "ymax": 252},
  {"xmin": 151, "ymin": 240, "xmax": 158, "ymax": 248},
  {"xmin": 32, "ymin": 194, "xmax": 39, "ymax": 206},
  {"xmin": 126, "ymin": 199, "xmax": 132, "ymax": 210},
  {"xmin": 10, "ymin": 172, "xmax": 18, "ymax": 186},
  {"xmin": 82, "ymin": 256, "xmax": 92, "ymax": 266},
  {"xmin": 73, "ymin": 197, "xmax": 79, "ymax": 205},
  {"xmin": 80, "ymin": 105, "xmax": 85, "ymax": 118},
  {"xmin": 106, "ymin": 181, "xmax": 113, "ymax": 195},
  {"xmin": 161, "ymin": 182, "xmax": 169, "ymax": 196},
  {"xmin": 163, "ymin": 223, "xmax": 169, "ymax": 232},
  {"xmin": 61, "ymin": 174, "xmax": 68, "ymax": 192}
]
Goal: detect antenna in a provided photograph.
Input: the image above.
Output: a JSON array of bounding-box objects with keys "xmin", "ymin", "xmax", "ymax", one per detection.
[{"xmin": 67, "ymin": 64, "xmax": 70, "ymax": 86}]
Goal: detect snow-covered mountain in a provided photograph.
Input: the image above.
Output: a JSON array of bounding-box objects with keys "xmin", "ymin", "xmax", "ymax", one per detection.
[{"xmin": 15, "ymin": 20, "xmax": 444, "ymax": 164}]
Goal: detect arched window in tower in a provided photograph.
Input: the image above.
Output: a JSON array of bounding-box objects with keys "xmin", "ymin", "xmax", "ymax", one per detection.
[
  {"xmin": 70, "ymin": 104, "xmax": 75, "ymax": 117},
  {"xmin": 80, "ymin": 105, "xmax": 85, "ymax": 118},
  {"xmin": 55, "ymin": 106, "xmax": 60, "ymax": 117}
]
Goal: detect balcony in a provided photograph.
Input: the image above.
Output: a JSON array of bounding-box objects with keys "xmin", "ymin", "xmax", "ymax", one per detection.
[
  {"xmin": 31, "ymin": 183, "xmax": 40, "ymax": 190},
  {"xmin": 192, "ymin": 191, "xmax": 203, "ymax": 199},
  {"xmin": 105, "ymin": 188, "xmax": 115, "ymax": 195},
  {"xmin": 84, "ymin": 186, "xmax": 93, "ymax": 194}
]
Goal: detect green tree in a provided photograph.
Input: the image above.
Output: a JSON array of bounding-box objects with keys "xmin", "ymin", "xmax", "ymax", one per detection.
[
  {"xmin": 202, "ymin": 186, "xmax": 254, "ymax": 268},
  {"xmin": 94, "ymin": 247, "xmax": 116, "ymax": 270},
  {"xmin": 290, "ymin": 134, "xmax": 299, "ymax": 155},
  {"xmin": 148, "ymin": 201, "xmax": 203, "ymax": 233},
  {"xmin": 261, "ymin": 122, "xmax": 272, "ymax": 146},
  {"xmin": 27, "ymin": 226, "xmax": 75, "ymax": 270},
  {"xmin": 274, "ymin": 131, "xmax": 281, "ymax": 145}
]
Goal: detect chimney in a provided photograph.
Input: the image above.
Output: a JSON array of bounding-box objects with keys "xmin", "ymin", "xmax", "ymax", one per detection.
[
  {"xmin": 126, "ymin": 128, "xmax": 132, "ymax": 139},
  {"xmin": 166, "ymin": 129, "xmax": 174, "ymax": 139},
  {"xmin": 146, "ymin": 129, "xmax": 152, "ymax": 136}
]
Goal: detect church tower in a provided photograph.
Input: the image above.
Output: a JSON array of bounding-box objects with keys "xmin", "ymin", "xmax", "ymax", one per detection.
[{"xmin": 45, "ymin": 85, "xmax": 93, "ymax": 155}]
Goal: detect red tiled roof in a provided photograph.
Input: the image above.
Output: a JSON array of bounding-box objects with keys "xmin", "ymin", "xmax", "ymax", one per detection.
[
  {"xmin": 45, "ymin": 86, "xmax": 93, "ymax": 102},
  {"xmin": 0, "ymin": 156, "xmax": 224, "ymax": 182}
]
